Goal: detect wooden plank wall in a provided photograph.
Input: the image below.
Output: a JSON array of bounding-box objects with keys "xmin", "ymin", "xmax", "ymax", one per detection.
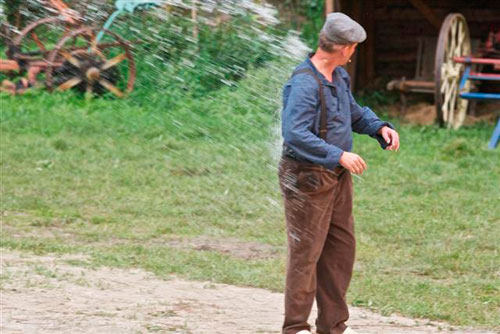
[{"xmin": 340, "ymin": 0, "xmax": 500, "ymax": 89}]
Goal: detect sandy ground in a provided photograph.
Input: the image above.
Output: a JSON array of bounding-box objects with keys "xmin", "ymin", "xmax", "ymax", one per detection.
[
  {"xmin": 0, "ymin": 250, "xmax": 496, "ymax": 334},
  {"xmin": 386, "ymin": 102, "xmax": 499, "ymax": 126}
]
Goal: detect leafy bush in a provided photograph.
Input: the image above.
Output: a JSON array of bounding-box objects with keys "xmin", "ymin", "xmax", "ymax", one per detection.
[
  {"xmin": 272, "ymin": 0, "xmax": 325, "ymax": 49},
  {"xmin": 112, "ymin": 6, "xmax": 282, "ymax": 97},
  {"xmin": 293, "ymin": 0, "xmax": 325, "ymax": 49}
]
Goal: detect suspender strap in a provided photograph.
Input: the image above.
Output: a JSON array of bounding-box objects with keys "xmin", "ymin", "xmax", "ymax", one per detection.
[{"xmin": 291, "ymin": 68, "xmax": 328, "ymax": 141}]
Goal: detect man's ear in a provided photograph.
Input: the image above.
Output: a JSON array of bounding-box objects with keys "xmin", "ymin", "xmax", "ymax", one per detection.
[{"xmin": 340, "ymin": 45, "xmax": 349, "ymax": 57}]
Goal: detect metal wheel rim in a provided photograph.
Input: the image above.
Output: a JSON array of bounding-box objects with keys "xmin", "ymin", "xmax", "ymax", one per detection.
[{"xmin": 12, "ymin": 17, "xmax": 66, "ymax": 63}]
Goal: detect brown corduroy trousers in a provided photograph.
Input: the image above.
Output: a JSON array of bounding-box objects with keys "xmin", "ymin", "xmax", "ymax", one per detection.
[{"xmin": 278, "ymin": 155, "xmax": 356, "ymax": 334}]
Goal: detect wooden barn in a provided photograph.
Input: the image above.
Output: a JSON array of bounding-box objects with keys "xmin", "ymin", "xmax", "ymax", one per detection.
[
  {"xmin": 318, "ymin": 0, "xmax": 500, "ymax": 89},
  {"xmin": 306, "ymin": 0, "xmax": 499, "ymax": 130}
]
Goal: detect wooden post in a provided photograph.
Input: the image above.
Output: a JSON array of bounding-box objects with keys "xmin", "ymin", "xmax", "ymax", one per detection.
[
  {"xmin": 325, "ymin": 0, "xmax": 341, "ymax": 16},
  {"xmin": 325, "ymin": 0, "xmax": 334, "ymax": 16},
  {"xmin": 347, "ymin": 0, "xmax": 361, "ymax": 90},
  {"xmin": 365, "ymin": 0, "xmax": 375, "ymax": 83},
  {"xmin": 192, "ymin": 0, "xmax": 198, "ymax": 41}
]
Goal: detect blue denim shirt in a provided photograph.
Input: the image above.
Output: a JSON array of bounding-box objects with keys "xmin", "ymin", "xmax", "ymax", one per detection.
[{"xmin": 281, "ymin": 53, "xmax": 394, "ymax": 170}]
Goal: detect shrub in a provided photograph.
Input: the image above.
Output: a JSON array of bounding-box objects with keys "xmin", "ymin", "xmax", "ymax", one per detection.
[{"xmin": 112, "ymin": 5, "xmax": 282, "ymax": 97}]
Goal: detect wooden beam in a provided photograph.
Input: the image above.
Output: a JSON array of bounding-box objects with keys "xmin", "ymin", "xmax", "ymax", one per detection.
[
  {"xmin": 365, "ymin": 0, "xmax": 375, "ymax": 83},
  {"xmin": 325, "ymin": 0, "xmax": 342, "ymax": 16},
  {"xmin": 408, "ymin": 0, "xmax": 442, "ymax": 29},
  {"xmin": 387, "ymin": 79, "xmax": 435, "ymax": 92},
  {"xmin": 325, "ymin": 0, "xmax": 334, "ymax": 15},
  {"xmin": 192, "ymin": 0, "xmax": 198, "ymax": 41},
  {"xmin": 347, "ymin": 0, "xmax": 361, "ymax": 90}
]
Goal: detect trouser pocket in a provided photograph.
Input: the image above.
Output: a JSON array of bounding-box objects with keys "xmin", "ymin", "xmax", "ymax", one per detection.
[{"xmin": 296, "ymin": 169, "xmax": 323, "ymax": 194}]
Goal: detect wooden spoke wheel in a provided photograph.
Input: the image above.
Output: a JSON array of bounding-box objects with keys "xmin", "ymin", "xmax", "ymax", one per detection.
[
  {"xmin": 434, "ymin": 13, "xmax": 471, "ymax": 129},
  {"xmin": 45, "ymin": 27, "xmax": 136, "ymax": 98}
]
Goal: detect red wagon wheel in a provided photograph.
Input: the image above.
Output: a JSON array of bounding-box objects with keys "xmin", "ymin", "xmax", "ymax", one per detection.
[
  {"xmin": 45, "ymin": 27, "xmax": 136, "ymax": 98},
  {"xmin": 434, "ymin": 13, "xmax": 471, "ymax": 129},
  {"xmin": 10, "ymin": 17, "xmax": 68, "ymax": 66}
]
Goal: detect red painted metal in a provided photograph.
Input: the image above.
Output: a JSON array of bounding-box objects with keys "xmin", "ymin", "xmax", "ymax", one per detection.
[
  {"xmin": 453, "ymin": 57, "xmax": 500, "ymax": 65},
  {"xmin": 469, "ymin": 72, "xmax": 500, "ymax": 79},
  {"xmin": 4, "ymin": 1, "xmax": 136, "ymax": 97}
]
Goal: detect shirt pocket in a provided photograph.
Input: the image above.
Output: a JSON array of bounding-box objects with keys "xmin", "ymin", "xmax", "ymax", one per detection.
[
  {"xmin": 338, "ymin": 87, "xmax": 352, "ymax": 124},
  {"xmin": 323, "ymin": 86, "xmax": 340, "ymax": 121}
]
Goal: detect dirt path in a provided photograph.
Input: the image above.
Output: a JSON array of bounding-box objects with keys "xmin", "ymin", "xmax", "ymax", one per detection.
[{"xmin": 0, "ymin": 250, "xmax": 496, "ymax": 334}]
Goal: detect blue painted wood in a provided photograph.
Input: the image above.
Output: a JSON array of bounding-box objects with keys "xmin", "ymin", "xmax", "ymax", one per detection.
[
  {"xmin": 468, "ymin": 74, "xmax": 500, "ymax": 81},
  {"xmin": 459, "ymin": 92, "xmax": 500, "ymax": 100},
  {"xmin": 459, "ymin": 66, "xmax": 470, "ymax": 91},
  {"xmin": 488, "ymin": 119, "xmax": 500, "ymax": 149},
  {"xmin": 455, "ymin": 60, "xmax": 499, "ymax": 149}
]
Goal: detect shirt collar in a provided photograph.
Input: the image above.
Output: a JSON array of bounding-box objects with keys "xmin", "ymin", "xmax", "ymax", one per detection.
[{"xmin": 305, "ymin": 52, "xmax": 348, "ymax": 86}]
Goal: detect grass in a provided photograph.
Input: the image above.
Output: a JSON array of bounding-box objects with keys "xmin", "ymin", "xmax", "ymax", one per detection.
[{"xmin": 1, "ymin": 58, "xmax": 499, "ymax": 329}]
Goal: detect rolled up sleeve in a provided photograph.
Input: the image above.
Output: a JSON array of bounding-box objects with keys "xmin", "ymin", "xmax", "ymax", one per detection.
[{"xmin": 282, "ymin": 75, "xmax": 344, "ymax": 169}]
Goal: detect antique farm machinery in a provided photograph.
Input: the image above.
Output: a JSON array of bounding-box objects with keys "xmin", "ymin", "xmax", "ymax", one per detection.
[
  {"xmin": 435, "ymin": 14, "xmax": 499, "ymax": 131},
  {"xmin": 388, "ymin": 13, "xmax": 500, "ymax": 148},
  {"xmin": 1, "ymin": 0, "xmax": 162, "ymax": 97}
]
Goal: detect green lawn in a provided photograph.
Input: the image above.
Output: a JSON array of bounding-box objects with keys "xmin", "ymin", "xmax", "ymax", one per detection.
[{"xmin": 1, "ymin": 59, "xmax": 499, "ymax": 329}]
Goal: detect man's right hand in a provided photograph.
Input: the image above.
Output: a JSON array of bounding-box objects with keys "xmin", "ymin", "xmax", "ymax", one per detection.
[{"xmin": 339, "ymin": 152, "xmax": 367, "ymax": 175}]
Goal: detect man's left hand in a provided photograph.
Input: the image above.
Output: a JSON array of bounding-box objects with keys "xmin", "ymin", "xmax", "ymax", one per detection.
[{"xmin": 378, "ymin": 126, "xmax": 400, "ymax": 151}]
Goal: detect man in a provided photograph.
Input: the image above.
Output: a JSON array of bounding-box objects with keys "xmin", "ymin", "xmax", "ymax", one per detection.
[{"xmin": 278, "ymin": 12, "xmax": 400, "ymax": 334}]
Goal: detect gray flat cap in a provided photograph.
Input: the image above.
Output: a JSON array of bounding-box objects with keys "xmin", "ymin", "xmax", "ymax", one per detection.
[{"xmin": 321, "ymin": 12, "xmax": 367, "ymax": 45}]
